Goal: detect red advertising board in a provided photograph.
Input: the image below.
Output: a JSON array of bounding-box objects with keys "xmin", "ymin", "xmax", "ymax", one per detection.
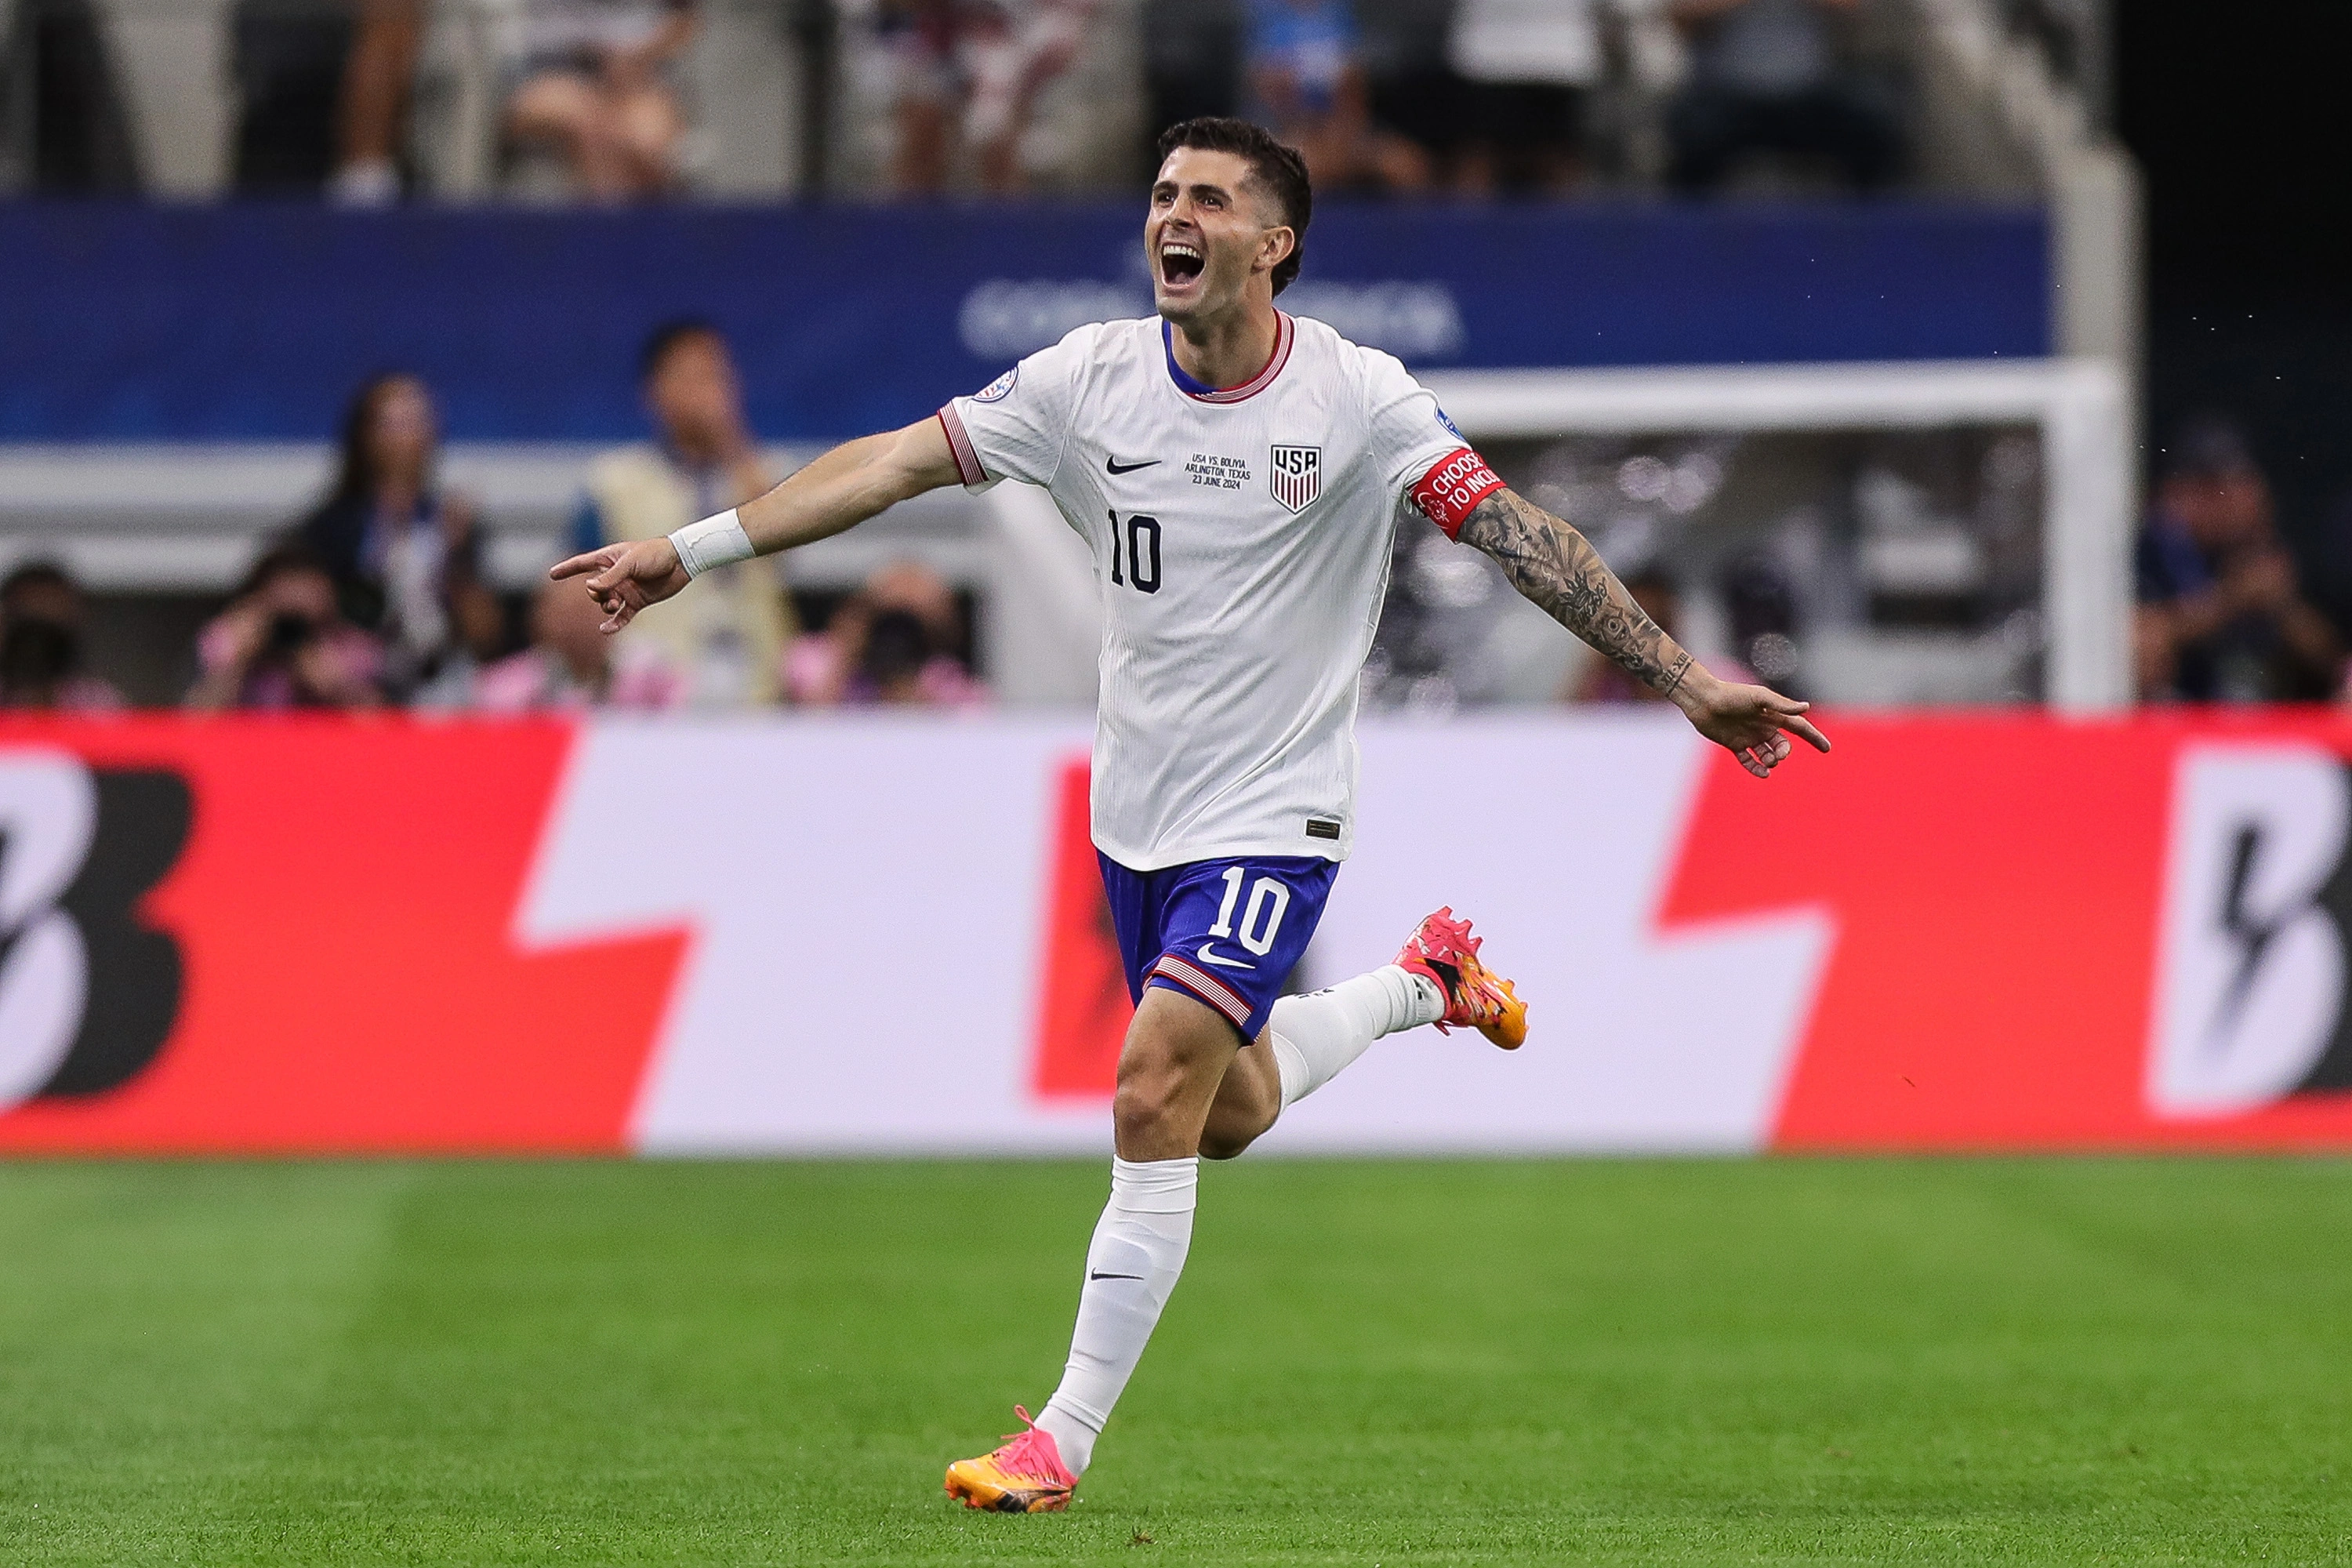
[
  {"xmin": 0, "ymin": 718, "xmax": 681, "ymax": 1152},
  {"xmin": 4, "ymin": 711, "xmax": 2351, "ymax": 1154}
]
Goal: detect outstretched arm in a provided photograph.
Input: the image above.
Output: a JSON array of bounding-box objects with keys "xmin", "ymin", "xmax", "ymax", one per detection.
[
  {"xmin": 1456, "ymin": 486, "xmax": 1831, "ymax": 778},
  {"xmin": 548, "ymin": 416, "xmax": 963, "ymax": 631}
]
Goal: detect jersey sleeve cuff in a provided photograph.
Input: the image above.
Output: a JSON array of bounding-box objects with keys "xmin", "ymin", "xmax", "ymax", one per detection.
[
  {"xmin": 1411, "ymin": 447, "xmax": 1506, "ymax": 539},
  {"xmin": 936, "ymin": 405, "xmax": 990, "ymax": 491}
]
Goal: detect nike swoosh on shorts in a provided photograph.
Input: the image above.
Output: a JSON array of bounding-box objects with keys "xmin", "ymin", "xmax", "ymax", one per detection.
[{"xmin": 1196, "ymin": 943, "xmax": 1255, "ymax": 970}]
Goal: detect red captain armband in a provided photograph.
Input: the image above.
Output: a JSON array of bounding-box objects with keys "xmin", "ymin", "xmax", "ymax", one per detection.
[{"xmin": 1411, "ymin": 448, "xmax": 1505, "ymax": 539}]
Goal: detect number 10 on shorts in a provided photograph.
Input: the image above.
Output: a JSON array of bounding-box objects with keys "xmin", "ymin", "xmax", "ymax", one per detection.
[{"xmin": 1208, "ymin": 867, "xmax": 1290, "ymax": 956}]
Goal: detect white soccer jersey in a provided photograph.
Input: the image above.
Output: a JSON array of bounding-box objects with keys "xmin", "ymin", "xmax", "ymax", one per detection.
[{"xmin": 940, "ymin": 311, "xmax": 1505, "ymax": 871}]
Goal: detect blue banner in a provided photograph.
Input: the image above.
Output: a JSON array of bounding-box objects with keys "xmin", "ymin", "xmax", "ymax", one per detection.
[{"xmin": 0, "ymin": 200, "xmax": 2047, "ymax": 443}]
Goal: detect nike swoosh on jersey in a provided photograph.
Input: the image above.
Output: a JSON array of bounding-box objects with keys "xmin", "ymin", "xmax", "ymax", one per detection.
[
  {"xmin": 1195, "ymin": 943, "xmax": 1255, "ymax": 970},
  {"xmin": 1105, "ymin": 456, "xmax": 1161, "ymax": 474},
  {"xmin": 1089, "ymin": 1271, "xmax": 1145, "ymax": 1281}
]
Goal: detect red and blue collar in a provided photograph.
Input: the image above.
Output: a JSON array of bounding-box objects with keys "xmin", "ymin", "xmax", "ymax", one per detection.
[{"xmin": 1163, "ymin": 312, "xmax": 1294, "ymax": 404}]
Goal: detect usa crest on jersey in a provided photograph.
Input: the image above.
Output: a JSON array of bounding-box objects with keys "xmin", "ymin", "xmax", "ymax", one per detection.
[{"xmin": 1269, "ymin": 445, "xmax": 1321, "ymax": 512}]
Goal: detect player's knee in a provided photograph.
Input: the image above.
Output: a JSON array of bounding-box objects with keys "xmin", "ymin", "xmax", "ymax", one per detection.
[{"xmin": 1111, "ymin": 1073, "xmax": 1186, "ymax": 1143}]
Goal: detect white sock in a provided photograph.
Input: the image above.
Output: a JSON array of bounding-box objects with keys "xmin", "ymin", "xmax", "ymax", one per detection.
[
  {"xmin": 1268, "ymin": 964, "xmax": 1446, "ymax": 1109},
  {"xmin": 1035, "ymin": 1156, "xmax": 1198, "ymax": 1475}
]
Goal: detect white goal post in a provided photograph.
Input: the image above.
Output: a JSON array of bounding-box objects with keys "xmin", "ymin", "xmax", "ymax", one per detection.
[{"xmin": 1419, "ymin": 358, "xmax": 2136, "ymax": 713}]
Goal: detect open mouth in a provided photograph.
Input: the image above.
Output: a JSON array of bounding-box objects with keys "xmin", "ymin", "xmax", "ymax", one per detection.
[{"xmin": 1159, "ymin": 242, "xmax": 1204, "ymax": 287}]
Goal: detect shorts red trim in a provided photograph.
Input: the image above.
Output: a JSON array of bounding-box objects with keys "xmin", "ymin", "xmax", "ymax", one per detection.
[{"xmin": 1149, "ymin": 954, "xmax": 1254, "ymax": 1029}]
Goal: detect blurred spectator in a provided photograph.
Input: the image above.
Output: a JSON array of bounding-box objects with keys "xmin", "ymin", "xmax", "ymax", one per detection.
[
  {"xmin": 188, "ymin": 544, "xmax": 383, "ymax": 710},
  {"xmin": 474, "ymin": 578, "xmax": 686, "ymax": 711},
  {"xmin": 233, "ymin": 0, "xmax": 354, "ymax": 191},
  {"xmin": 1356, "ymin": 0, "xmax": 1463, "ymax": 191},
  {"xmin": 880, "ymin": 0, "xmax": 1101, "ymax": 194},
  {"xmin": 2135, "ymin": 418, "xmax": 2343, "ymax": 703},
  {"xmin": 2316, "ymin": 484, "xmax": 2352, "ymax": 681},
  {"xmin": 572, "ymin": 321, "xmax": 795, "ymax": 707},
  {"xmin": 786, "ymin": 561, "xmax": 985, "ymax": 707},
  {"xmin": 1447, "ymin": 0, "xmax": 1601, "ymax": 195},
  {"xmin": 505, "ymin": 0, "xmax": 698, "ymax": 200},
  {"xmin": 0, "ymin": 563, "xmax": 125, "ymax": 712},
  {"xmin": 297, "ymin": 374, "xmax": 503, "ymax": 702},
  {"xmin": 329, "ymin": 0, "xmax": 425, "ymax": 205},
  {"xmin": 1664, "ymin": 0, "xmax": 1904, "ymax": 194},
  {"xmin": 1719, "ymin": 550, "xmax": 1804, "ymax": 695},
  {"xmin": 1245, "ymin": 0, "xmax": 1430, "ymax": 193},
  {"xmin": 22, "ymin": 0, "xmax": 141, "ymax": 191},
  {"xmin": 1144, "ymin": 0, "xmax": 1244, "ymax": 145}
]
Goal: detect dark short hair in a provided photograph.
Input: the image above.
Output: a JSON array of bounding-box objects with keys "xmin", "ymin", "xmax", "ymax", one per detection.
[
  {"xmin": 1155, "ymin": 118, "xmax": 1312, "ymax": 296},
  {"xmin": 639, "ymin": 318, "xmax": 724, "ymax": 384}
]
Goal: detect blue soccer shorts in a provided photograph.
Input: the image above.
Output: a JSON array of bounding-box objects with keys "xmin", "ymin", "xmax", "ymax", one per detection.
[{"xmin": 1097, "ymin": 851, "xmax": 1338, "ymax": 1044}]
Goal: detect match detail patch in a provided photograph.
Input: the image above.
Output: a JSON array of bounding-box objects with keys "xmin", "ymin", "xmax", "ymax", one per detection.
[{"xmin": 1412, "ymin": 447, "xmax": 1505, "ymax": 539}]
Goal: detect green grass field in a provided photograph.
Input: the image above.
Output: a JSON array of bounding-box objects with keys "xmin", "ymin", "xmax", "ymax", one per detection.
[{"xmin": 2, "ymin": 1158, "xmax": 2348, "ymax": 1566}]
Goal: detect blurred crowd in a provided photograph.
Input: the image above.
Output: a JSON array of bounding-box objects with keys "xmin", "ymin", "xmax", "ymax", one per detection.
[
  {"xmin": 16, "ymin": 0, "xmax": 1924, "ymax": 202},
  {"xmin": 0, "ymin": 320, "xmax": 985, "ymax": 715},
  {"xmin": 1193, "ymin": 0, "xmax": 1903, "ymax": 199},
  {"xmin": 14, "ymin": 390, "xmax": 2352, "ymax": 716},
  {"xmin": 2132, "ymin": 417, "xmax": 2350, "ymax": 706},
  {"xmin": 1356, "ymin": 405, "xmax": 2352, "ymax": 715}
]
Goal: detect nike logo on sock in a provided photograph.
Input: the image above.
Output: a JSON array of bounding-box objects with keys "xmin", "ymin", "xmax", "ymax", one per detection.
[
  {"xmin": 1196, "ymin": 942, "xmax": 1255, "ymax": 970},
  {"xmin": 1105, "ymin": 456, "xmax": 1160, "ymax": 474},
  {"xmin": 1088, "ymin": 1271, "xmax": 1145, "ymax": 1281}
]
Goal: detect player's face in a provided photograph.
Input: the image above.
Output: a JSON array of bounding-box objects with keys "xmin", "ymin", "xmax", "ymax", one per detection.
[{"xmin": 1145, "ymin": 148, "xmax": 1294, "ymax": 323}]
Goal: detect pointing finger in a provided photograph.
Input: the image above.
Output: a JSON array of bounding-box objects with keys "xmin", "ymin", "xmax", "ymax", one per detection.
[
  {"xmin": 1780, "ymin": 712, "xmax": 1832, "ymax": 753},
  {"xmin": 549, "ymin": 552, "xmax": 602, "ymax": 581}
]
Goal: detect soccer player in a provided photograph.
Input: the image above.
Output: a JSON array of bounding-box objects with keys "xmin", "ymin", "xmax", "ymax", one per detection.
[{"xmin": 551, "ymin": 117, "xmax": 1829, "ymax": 1512}]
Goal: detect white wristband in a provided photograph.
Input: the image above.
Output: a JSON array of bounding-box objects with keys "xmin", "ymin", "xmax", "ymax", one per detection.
[{"xmin": 667, "ymin": 509, "xmax": 755, "ymax": 580}]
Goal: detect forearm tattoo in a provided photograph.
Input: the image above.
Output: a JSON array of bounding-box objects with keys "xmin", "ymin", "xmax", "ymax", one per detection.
[{"xmin": 1457, "ymin": 488, "xmax": 1695, "ymax": 698}]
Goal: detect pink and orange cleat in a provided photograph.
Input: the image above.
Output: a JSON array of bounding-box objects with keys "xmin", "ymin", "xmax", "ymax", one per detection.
[
  {"xmin": 1396, "ymin": 906, "xmax": 1528, "ymax": 1050},
  {"xmin": 944, "ymin": 1406, "xmax": 1078, "ymax": 1513}
]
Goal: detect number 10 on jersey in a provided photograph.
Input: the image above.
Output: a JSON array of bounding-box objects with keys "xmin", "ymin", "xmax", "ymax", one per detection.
[{"xmin": 1108, "ymin": 511, "xmax": 1161, "ymax": 594}]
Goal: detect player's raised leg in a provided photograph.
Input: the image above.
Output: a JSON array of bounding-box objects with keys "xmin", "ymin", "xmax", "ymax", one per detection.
[{"xmin": 1203, "ymin": 906, "xmax": 1530, "ymax": 1159}]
